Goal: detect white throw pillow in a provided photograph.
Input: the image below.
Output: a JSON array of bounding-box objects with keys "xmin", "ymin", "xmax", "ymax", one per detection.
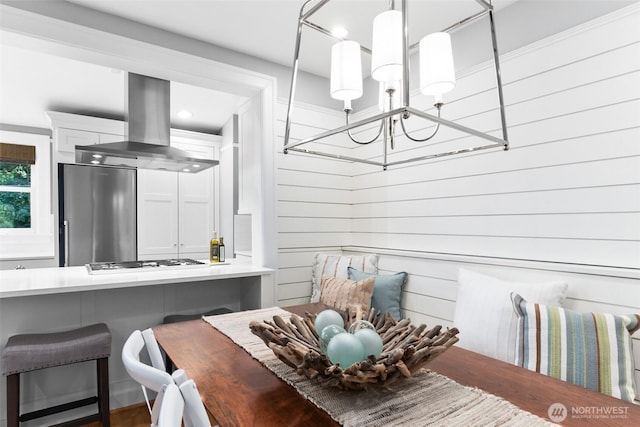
[
  {"xmin": 310, "ymin": 253, "xmax": 378, "ymax": 303},
  {"xmin": 453, "ymin": 268, "xmax": 567, "ymax": 364}
]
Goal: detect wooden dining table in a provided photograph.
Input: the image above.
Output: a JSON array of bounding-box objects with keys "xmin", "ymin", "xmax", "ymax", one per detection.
[{"xmin": 153, "ymin": 303, "xmax": 640, "ymax": 426}]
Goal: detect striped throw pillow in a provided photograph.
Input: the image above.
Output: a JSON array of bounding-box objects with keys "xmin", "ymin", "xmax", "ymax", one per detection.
[
  {"xmin": 511, "ymin": 292, "xmax": 640, "ymax": 403},
  {"xmin": 319, "ymin": 275, "xmax": 375, "ymax": 312},
  {"xmin": 310, "ymin": 253, "xmax": 378, "ymax": 303}
]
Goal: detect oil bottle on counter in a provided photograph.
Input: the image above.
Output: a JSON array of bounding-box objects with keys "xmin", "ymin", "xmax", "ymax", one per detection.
[
  {"xmin": 219, "ymin": 237, "xmax": 225, "ymax": 262},
  {"xmin": 210, "ymin": 231, "xmax": 220, "ymax": 263}
]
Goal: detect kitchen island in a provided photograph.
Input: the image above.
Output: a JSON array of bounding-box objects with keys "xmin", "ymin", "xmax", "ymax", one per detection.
[
  {"xmin": 0, "ymin": 261, "xmax": 274, "ymax": 425},
  {"xmin": 0, "ymin": 261, "xmax": 273, "ymax": 300}
]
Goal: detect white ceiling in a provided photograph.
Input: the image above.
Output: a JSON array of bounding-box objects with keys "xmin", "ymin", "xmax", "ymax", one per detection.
[
  {"xmin": 64, "ymin": 0, "xmax": 519, "ymax": 78},
  {"xmin": 0, "ymin": 0, "xmax": 628, "ymax": 133}
]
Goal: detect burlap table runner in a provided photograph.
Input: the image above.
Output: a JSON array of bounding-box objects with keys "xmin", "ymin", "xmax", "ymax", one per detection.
[{"xmin": 204, "ymin": 307, "xmax": 557, "ymax": 426}]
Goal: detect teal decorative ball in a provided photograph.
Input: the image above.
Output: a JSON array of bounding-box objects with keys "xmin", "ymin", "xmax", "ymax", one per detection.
[
  {"xmin": 314, "ymin": 309, "xmax": 344, "ymax": 334},
  {"xmin": 348, "ymin": 320, "xmax": 376, "ymax": 334},
  {"xmin": 327, "ymin": 332, "xmax": 365, "ymax": 368},
  {"xmin": 354, "ymin": 328, "xmax": 383, "ymax": 359},
  {"xmin": 319, "ymin": 324, "xmax": 346, "ymax": 353}
]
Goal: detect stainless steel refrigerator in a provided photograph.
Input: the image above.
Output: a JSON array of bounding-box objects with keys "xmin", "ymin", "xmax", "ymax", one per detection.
[{"xmin": 58, "ymin": 163, "xmax": 137, "ymax": 266}]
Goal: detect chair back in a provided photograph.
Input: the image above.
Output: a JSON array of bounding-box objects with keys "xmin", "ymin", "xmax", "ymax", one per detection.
[
  {"xmin": 141, "ymin": 328, "xmax": 166, "ymax": 370},
  {"xmin": 153, "ymin": 384, "xmax": 184, "ymax": 427},
  {"xmin": 178, "ymin": 379, "xmax": 211, "ymax": 427},
  {"xmin": 122, "ymin": 329, "xmax": 173, "ymax": 392},
  {"xmin": 123, "ymin": 328, "xmax": 213, "ymax": 427}
]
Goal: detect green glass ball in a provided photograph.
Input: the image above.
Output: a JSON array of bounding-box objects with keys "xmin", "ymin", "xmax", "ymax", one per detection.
[
  {"xmin": 348, "ymin": 319, "xmax": 376, "ymax": 334},
  {"xmin": 327, "ymin": 332, "xmax": 365, "ymax": 368},
  {"xmin": 319, "ymin": 324, "xmax": 346, "ymax": 354},
  {"xmin": 314, "ymin": 310, "xmax": 344, "ymax": 335},
  {"xmin": 354, "ymin": 328, "xmax": 383, "ymax": 359}
]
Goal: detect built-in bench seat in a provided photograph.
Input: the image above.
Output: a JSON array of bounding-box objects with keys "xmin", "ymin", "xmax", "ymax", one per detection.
[{"xmin": 295, "ymin": 249, "xmax": 640, "ymax": 404}]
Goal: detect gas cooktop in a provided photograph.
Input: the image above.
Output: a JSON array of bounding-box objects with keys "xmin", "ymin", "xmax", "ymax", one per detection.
[{"xmin": 86, "ymin": 258, "xmax": 208, "ymax": 275}]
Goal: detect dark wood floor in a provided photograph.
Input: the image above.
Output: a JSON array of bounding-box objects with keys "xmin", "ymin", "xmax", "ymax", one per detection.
[
  {"xmin": 83, "ymin": 401, "xmax": 217, "ymax": 427},
  {"xmin": 83, "ymin": 402, "xmax": 151, "ymax": 427}
]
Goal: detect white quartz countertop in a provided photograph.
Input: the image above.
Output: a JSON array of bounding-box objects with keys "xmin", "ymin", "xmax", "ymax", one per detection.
[{"xmin": 0, "ymin": 260, "xmax": 274, "ymax": 298}]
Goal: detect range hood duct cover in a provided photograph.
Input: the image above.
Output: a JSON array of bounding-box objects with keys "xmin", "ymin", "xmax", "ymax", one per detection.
[{"xmin": 75, "ymin": 73, "xmax": 218, "ymax": 173}]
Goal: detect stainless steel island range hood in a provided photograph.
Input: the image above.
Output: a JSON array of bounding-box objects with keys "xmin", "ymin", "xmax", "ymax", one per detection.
[{"xmin": 76, "ymin": 73, "xmax": 218, "ymax": 173}]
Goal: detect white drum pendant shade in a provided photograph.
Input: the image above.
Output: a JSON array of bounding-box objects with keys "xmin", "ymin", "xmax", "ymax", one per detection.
[
  {"xmin": 419, "ymin": 32, "xmax": 456, "ymax": 96},
  {"xmin": 371, "ymin": 10, "xmax": 403, "ymax": 83},
  {"xmin": 330, "ymin": 40, "xmax": 363, "ymax": 101}
]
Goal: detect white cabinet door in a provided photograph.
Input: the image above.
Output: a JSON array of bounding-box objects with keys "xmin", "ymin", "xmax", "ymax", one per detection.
[
  {"xmin": 137, "ymin": 169, "xmax": 179, "ymax": 259},
  {"xmin": 178, "ymin": 168, "xmax": 214, "ymax": 258},
  {"xmin": 137, "ymin": 132, "xmax": 218, "ymax": 260},
  {"xmin": 138, "ymin": 169, "xmax": 214, "ymax": 260},
  {"xmin": 172, "ymin": 132, "xmax": 217, "ymax": 259},
  {"xmin": 56, "ymin": 128, "xmax": 99, "ymax": 152}
]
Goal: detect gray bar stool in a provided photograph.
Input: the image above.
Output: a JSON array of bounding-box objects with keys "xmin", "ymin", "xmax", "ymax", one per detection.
[
  {"xmin": 2, "ymin": 323, "xmax": 112, "ymax": 427},
  {"xmin": 162, "ymin": 306, "xmax": 233, "ymax": 325}
]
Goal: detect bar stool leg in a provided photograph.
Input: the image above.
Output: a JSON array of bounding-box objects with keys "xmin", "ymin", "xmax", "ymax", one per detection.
[
  {"xmin": 6, "ymin": 373, "xmax": 19, "ymax": 427},
  {"xmin": 97, "ymin": 357, "xmax": 110, "ymax": 427}
]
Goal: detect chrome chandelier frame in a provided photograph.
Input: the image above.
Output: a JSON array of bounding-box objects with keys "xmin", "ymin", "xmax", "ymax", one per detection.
[{"xmin": 283, "ymin": 0, "xmax": 509, "ymax": 170}]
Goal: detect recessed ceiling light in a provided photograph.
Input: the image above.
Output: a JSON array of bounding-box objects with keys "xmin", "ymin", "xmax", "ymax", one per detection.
[
  {"xmin": 91, "ymin": 160, "xmax": 101, "ymax": 165},
  {"xmin": 92, "ymin": 154, "xmax": 103, "ymax": 159},
  {"xmin": 182, "ymin": 168, "xmax": 191, "ymax": 172},
  {"xmin": 332, "ymin": 27, "xmax": 348, "ymax": 39},
  {"xmin": 192, "ymin": 164, "xmax": 200, "ymax": 168},
  {"xmin": 177, "ymin": 110, "xmax": 193, "ymax": 119}
]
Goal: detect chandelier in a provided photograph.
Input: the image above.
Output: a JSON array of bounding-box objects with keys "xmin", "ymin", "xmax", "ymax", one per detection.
[{"xmin": 283, "ymin": 0, "xmax": 509, "ymax": 170}]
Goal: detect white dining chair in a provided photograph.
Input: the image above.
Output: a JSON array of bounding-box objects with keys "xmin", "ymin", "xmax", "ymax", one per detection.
[
  {"xmin": 122, "ymin": 330, "xmax": 175, "ymax": 412},
  {"xmin": 154, "ymin": 383, "xmax": 184, "ymax": 427},
  {"xmin": 122, "ymin": 329, "xmax": 213, "ymax": 427},
  {"xmin": 141, "ymin": 329, "xmax": 211, "ymax": 426}
]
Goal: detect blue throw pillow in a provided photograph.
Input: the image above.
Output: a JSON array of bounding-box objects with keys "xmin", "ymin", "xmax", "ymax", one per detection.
[{"xmin": 348, "ymin": 267, "xmax": 407, "ymax": 320}]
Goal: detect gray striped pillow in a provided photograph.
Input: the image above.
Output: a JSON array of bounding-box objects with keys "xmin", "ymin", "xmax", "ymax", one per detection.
[{"xmin": 511, "ymin": 292, "xmax": 640, "ymax": 403}]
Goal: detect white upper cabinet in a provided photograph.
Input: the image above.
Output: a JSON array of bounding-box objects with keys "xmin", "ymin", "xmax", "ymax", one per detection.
[
  {"xmin": 55, "ymin": 128, "xmax": 124, "ymax": 152},
  {"xmin": 56, "ymin": 128, "xmax": 99, "ymax": 151}
]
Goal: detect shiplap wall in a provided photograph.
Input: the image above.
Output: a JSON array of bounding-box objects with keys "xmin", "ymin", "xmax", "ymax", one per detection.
[
  {"xmin": 277, "ymin": 102, "xmax": 354, "ymax": 304},
  {"xmin": 345, "ymin": 7, "xmax": 640, "ymax": 269},
  {"xmin": 275, "ymin": 4, "xmax": 640, "ymax": 389}
]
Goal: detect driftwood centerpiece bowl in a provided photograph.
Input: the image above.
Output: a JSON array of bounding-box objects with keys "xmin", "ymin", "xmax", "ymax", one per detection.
[{"xmin": 249, "ymin": 306, "xmax": 459, "ymax": 390}]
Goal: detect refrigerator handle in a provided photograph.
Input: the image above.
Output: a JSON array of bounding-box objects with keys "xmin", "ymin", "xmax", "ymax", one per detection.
[{"xmin": 63, "ymin": 220, "xmax": 69, "ymax": 267}]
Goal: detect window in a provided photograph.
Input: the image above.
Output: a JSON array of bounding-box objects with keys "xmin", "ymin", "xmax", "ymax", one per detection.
[
  {"xmin": 0, "ymin": 130, "xmax": 54, "ymax": 259},
  {"xmin": 0, "ymin": 163, "xmax": 32, "ymax": 228}
]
